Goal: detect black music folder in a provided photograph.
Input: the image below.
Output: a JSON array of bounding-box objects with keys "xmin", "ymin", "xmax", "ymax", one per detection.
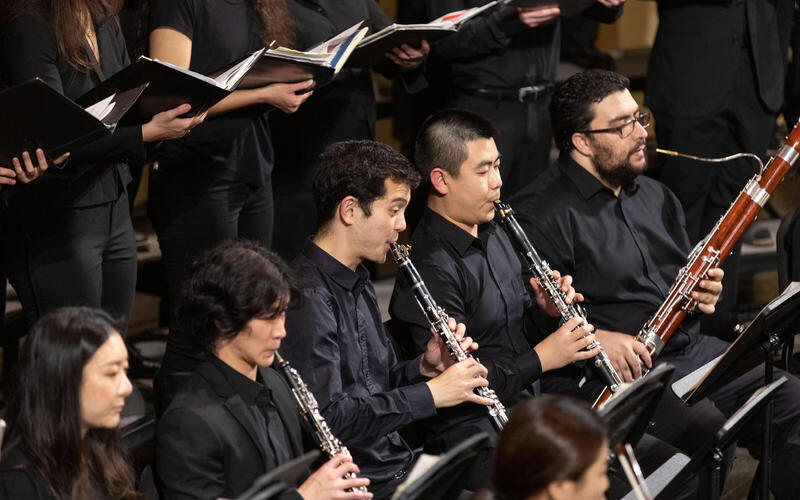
[
  {"xmin": 233, "ymin": 23, "xmax": 368, "ymax": 90},
  {"xmin": 0, "ymin": 78, "xmax": 146, "ymax": 167},
  {"xmin": 674, "ymin": 282, "xmax": 800, "ymax": 405},
  {"xmin": 346, "ymin": 1, "xmax": 500, "ymax": 68},
  {"xmin": 232, "ymin": 450, "xmax": 320, "ymax": 500},
  {"xmin": 77, "ymin": 49, "xmax": 264, "ymax": 123}
]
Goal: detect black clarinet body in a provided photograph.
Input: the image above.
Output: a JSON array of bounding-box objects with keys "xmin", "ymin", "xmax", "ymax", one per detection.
[
  {"xmin": 493, "ymin": 200, "xmax": 623, "ymax": 393},
  {"xmin": 389, "ymin": 243, "xmax": 508, "ymax": 431}
]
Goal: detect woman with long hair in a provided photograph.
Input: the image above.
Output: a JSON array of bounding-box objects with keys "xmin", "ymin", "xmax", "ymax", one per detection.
[
  {"xmin": 0, "ymin": 0, "xmax": 203, "ymax": 328},
  {"xmin": 147, "ymin": 0, "xmax": 313, "ymax": 411},
  {"xmin": 0, "ymin": 307, "xmax": 138, "ymax": 499},
  {"xmin": 492, "ymin": 395, "xmax": 610, "ymax": 500}
]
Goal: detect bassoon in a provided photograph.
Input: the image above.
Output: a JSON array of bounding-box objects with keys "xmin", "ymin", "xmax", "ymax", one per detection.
[
  {"xmin": 494, "ymin": 200, "xmax": 624, "ymax": 394},
  {"xmin": 593, "ymin": 120, "xmax": 800, "ymax": 407},
  {"xmin": 389, "ymin": 242, "xmax": 509, "ymax": 431}
]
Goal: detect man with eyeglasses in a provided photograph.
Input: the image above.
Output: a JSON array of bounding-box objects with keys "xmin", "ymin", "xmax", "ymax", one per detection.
[{"xmin": 510, "ymin": 70, "xmax": 800, "ymax": 499}]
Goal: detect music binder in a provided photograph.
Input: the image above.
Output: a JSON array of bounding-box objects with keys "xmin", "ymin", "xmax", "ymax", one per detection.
[
  {"xmin": 346, "ymin": 1, "xmax": 500, "ymax": 69},
  {"xmin": 0, "ymin": 78, "xmax": 146, "ymax": 167},
  {"xmin": 77, "ymin": 48, "xmax": 265, "ymax": 123},
  {"xmin": 675, "ymin": 282, "xmax": 800, "ymax": 405},
  {"xmin": 232, "ymin": 22, "xmax": 368, "ymax": 90}
]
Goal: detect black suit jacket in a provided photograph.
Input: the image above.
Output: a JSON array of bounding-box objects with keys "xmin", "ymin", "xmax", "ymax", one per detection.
[
  {"xmin": 156, "ymin": 361, "xmax": 305, "ymax": 500},
  {"xmin": 646, "ymin": 0, "xmax": 783, "ymax": 117}
]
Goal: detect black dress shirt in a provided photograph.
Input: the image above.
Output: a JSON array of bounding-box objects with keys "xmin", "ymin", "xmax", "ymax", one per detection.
[
  {"xmin": 426, "ymin": 1, "xmax": 621, "ymax": 91},
  {"xmin": 509, "ymin": 155, "xmax": 700, "ymax": 356},
  {"xmin": 210, "ymin": 357, "xmax": 293, "ymax": 469},
  {"xmin": 389, "ymin": 209, "xmax": 544, "ymax": 448},
  {"xmin": 282, "ymin": 242, "xmax": 436, "ymax": 483},
  {"xmin": 1, "ymin": 13, "xmax": 144, "ymax": 208}
]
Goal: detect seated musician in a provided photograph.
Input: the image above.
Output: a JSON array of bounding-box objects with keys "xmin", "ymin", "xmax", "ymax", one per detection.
[
  {"xmin": 156, "ymin": 240, "xmax": 372, "ymax": 500},
  {"xmin": 281, "ymin": 140, "xmax": 494, "ymax": 500},
  {"xmin": 510, "ymin": 69, "xmax": 800, "ymax": 499},
  {"xmin": 388, "ymin": 109, "xmax": 598, "ymax": 487},
  {"xmin": 0, "ymin": 307, "xmax": 138, "ymax": 499},
  {"xmin": 490, "ymin": 395, "xmax": 609, "ymax": 500}
]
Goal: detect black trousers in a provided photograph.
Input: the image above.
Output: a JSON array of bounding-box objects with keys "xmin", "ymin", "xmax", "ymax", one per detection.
[
  {"xmin": 2, "ymin": 192, "xmax": 137, "ymax": 327},
  {"xmin": 650, "ymin": 334, "xmax": 800, "ymax": 500},
  {"xmin": 149, "ymin": 171, "xmax": 273, "ymax": 411},
  {"xmin": 448, "ymin": 91, "xmax": 552, "ymax": 198},
  {"xmin": 653, "ymin": 48, "xmax": 777, "ymax": 335}
]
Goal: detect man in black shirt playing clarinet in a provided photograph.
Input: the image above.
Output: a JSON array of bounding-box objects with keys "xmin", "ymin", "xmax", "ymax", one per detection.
[
  {"xmin": 511, "ymin": 69, "xmax": 800, "ymax": 499},
  {"xmin": 282, "ymin": 140, "xmax": 495, "ymax": 500},
  {"xmin": 389, "ymin": 109, "xmax": 600, "ymax": 488}
]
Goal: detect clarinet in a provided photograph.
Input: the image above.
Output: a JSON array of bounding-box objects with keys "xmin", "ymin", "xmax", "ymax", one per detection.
[
  {"xmin": 592, "ymin": 119, "xmax": 800, "ymax": 407},
  {"xmin": 494, "ymin": 200, "xmax": 623, "ymax": 395},
  {"xmin": 274, "ymin": 352, "xmax": 368, "ymax": 494},
  {"xmin": 389, "ymin": 243, "xmax": 508, "ymax": 431}
]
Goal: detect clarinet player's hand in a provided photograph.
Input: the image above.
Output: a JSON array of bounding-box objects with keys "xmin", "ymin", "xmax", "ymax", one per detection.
[
  {"xmin": 533, "ymin": 317, "xmax": 599, "ymax": 372},
  {"xmin": 425, "ymin": 358, "xmax": 493, "ymax": 408},
  {"xmin": 594, "ymin": 329, "xmax": 652, "ymax": 382},
  {"xmin": 530, "ymin": 270, "xmax": 584, "ymax": 318},
  {"xmin": 297, "ymin": 454, "xmax": 372, "ymax": 500},
  {"xmin": 420, "ymin": 318, "xmax": 476, "ymax": 376}
]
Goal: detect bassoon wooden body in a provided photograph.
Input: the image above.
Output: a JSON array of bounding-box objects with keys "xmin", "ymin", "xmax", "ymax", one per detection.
[{"xmin": 593, "ymin": 120, "xmax": 800, "ymax": 407}]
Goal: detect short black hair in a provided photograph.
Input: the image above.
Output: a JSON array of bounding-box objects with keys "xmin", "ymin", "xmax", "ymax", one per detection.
[
  {"xmin": 415, "ymin": 109, "xmax": 498, "ymax": 179},
  {"xmin": 550, "ymin": 69, "xmax": 630, "ymax": 154},
  {"xmin": 178, "ymin": 240, "xmax": 298, "ymax": 353},
  {"xmin": 313, "ymin": 140, "xmax": 421, "ymax": 231}
]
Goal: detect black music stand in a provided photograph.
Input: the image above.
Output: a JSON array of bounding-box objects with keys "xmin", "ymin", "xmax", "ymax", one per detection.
[
  {"xmin": 657, "ymin": 377, "xmax": 788, "ymax": 500},
  {"xmin": 672, "ymin": 283, "xmax": 800, "ymax": 499},
  {"xmin": 233, "ymin": 450, "xmax": 321, "ymax": 500},
  {"xmin": 597, "ymin": 364, "xmax": 675, "ymax": 450},
  {"xmin": 391, "ymin": 433, "xmax": 491, "ymax": 500}
]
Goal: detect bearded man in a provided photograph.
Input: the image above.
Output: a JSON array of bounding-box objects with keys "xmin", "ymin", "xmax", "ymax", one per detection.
[{"xmin": 509, "ymin": 70, "xmax": 800, "ymax": 499}]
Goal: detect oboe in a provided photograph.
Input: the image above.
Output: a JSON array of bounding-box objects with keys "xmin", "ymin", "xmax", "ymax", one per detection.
[
  {"xmin": 389, "ymin": 243, "xmax": 508, "ymax": 431},
  {"xmin": 493, "ymin": 200, "xmax": 623, "ymax": 394},
  {"xmin": 592, "ymin": 119, "xmax": 800, "ymax": 407},
  {"xmin": 274, "ymin": 352, "xmax": 368, "ymax": 494}
]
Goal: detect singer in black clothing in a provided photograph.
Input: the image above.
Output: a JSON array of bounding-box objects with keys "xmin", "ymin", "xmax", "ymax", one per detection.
[
  {"xmin": 148, "ymin": 0, "xmax": 313, "ymax": 411},
  {"xmin": 511, "ymin": 70, "xmax": 800, "ymax": 499},
  {"xmin": 425, "ymin": 0, "xmax": 623, "ymax": 196},
  {"xmin": 270, "ymin": 0, "xmax": 429, "ymax": 261},
  {"xmin": 156, "ymin": 240, "xmax": 370, "ymax": 500},
  {"xmin": 0, "ymin": 0, "xmax": 202, "ymax": 328}
]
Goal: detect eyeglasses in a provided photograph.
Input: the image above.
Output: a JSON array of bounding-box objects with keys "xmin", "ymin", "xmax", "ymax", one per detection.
[{"xmin": 579, "ymin": 112, "xmax": 650, "ymax": 138}]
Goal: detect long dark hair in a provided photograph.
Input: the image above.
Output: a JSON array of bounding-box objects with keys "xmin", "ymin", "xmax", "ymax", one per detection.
[
  {"xmin": 2, "ymin": 307, "xmax": 140, "ymax": 500},
  {"xmin": 251, "ymin": 0, "xmax": 296, "ymax": 48},
  {"xmin": 3, "ymin": 0, "xmax": 124, "ymax": 71},
  {"xmin": 492, "ymin": 395, "xmax": 608, "ymax": 500}
]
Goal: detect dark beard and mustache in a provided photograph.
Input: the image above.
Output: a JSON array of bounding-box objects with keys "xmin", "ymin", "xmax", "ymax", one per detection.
[{"xmin": 591, "ymin": 138, "xmax": 648, "ymax": 188}]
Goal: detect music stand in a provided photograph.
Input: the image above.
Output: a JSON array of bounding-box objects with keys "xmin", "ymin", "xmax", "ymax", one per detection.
[
  {"xmin": 657, "ymin": 377, "xmax": 788, "ymax": 500},
  {"xmin": 391, "ymin": 433, "xmax": 491, "ymax": 500},
  {"xmin": 232, "ymin": 450, "xmax": 321, "ymax": 500},
  {"xmin": 597, "ymin": 364, "xmax": 675, "ymax": 450},
  {"xmin": 673, "ymin": 283, "xmax": 800, "ymax": 499}
]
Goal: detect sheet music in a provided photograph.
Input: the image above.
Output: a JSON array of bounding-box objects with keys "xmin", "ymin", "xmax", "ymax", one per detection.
[{"xmin": 84, "ymin": 93, "xmax": 117, "ymax": 121}]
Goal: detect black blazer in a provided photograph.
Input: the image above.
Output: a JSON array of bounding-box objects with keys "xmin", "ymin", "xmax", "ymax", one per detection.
[
  {"xmin": 0, "ymin": 449, "xmax": 54, "ymax": 500},
  {"xmin": 156, "ymin": 361, "xmax": 305, "ymax": 500},
  {"xmin": 646, "ymin": 0, "xmax": 783, "ymax": 118},
  {"xmin": 1, "ymin": 12, "xmax": 146, "ymax": 208}
]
